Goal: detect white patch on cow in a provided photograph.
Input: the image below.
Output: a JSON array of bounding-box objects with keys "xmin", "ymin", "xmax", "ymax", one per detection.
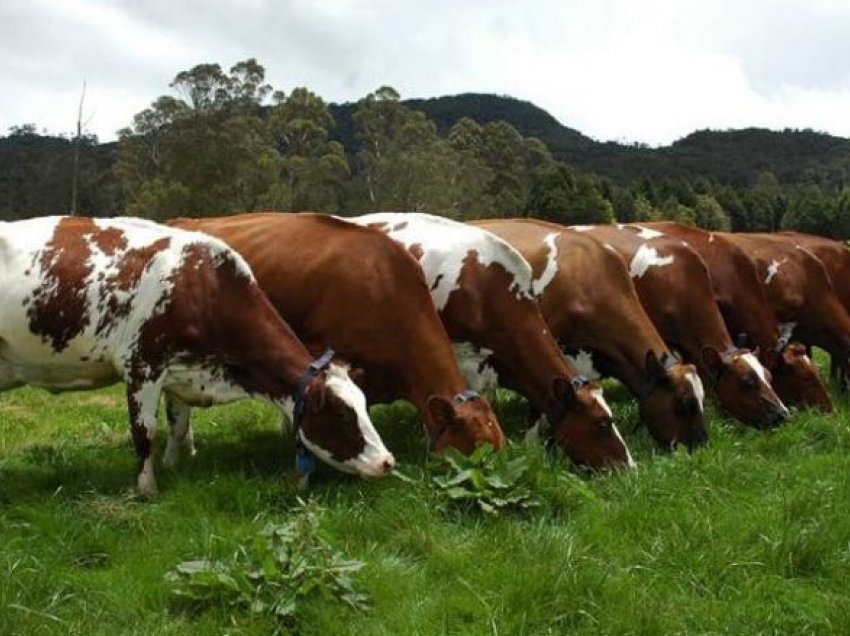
[
  {"xmin": 635, "ymin": 226, "xmax": 664, "ymax": 240},
  {"xmin": 591, "ymin": 388, "xmax": 613, "ymax": 418},
  {"xmin": 531, "ymin": 233, "xmax": 560, "ymax": 296},
  {"xmin": 685, "ymin": 371, "xmax": 705, "ymax": 413},
  {"xmin": 741, "ymin": 352, "xmax": 769, "ymax": 385},
  {"xmin": 304, "ymin": 364, "xmax": 395, "ymax": 477},
  {"xmin": 612, "ymin": 422, "xmax": 637, "ymax": 469},
  {"xmin": 778, "ymin": 322, "xmax": 797, "ymax": 344},
  {"xmin": 603, "ymin": 243, "xmax": 618, "ymax": 255},
  {"xmin": 628, "ymin": 244, "xmax": 675, "ymax": 278},
  {"xmin": 740, "ymin": 354, "xmax": 790, "ymax": 417},
  {"xmin": 349, "ymin": 212, "xmax": 535, "ymax": 310},
  {"xmin": 453, "ymin": 342, "xmax": 499, "ymax": 393},
  {"xmin": 764, "ymin": 258, "xmax": 787, "ymax": 285},
  {"xmin": 565, "ymin": 349, "xmax": 602, "ymax": 381},
  {"xmin": 570, "ymin": 225, "xmax": 594, "ymax": 232},
  {"xmin": 708, "ymin": 233, "xmax": 715, "ymax": 243}
]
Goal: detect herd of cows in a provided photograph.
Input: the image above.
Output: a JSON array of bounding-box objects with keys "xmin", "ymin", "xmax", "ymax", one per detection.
[{"xmin": 1, "ymin": 212, "xmax": 847, "ymax": 497}]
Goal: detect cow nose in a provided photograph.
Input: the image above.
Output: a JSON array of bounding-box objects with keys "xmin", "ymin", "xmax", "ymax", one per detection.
[
  {"xmin": 765, "ymin": 406, "xmax": 788, "ymax": 429},
  {"xmin": 381, "ymin": 455, "xmax": 396, "ymax": 474}
]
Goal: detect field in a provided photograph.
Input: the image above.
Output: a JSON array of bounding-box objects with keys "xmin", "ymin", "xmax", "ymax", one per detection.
[{"xmin": 3, "ymin": 360, "xmax": 850, "ymax": 635}]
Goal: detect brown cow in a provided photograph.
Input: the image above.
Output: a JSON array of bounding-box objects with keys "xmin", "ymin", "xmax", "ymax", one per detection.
[
  {"xmin": 777, "ymin": 231, "xmax": 850, "ymax": 390},
  {"xmin": 169, "ymin": 213, "xmax": 506, "ymax": 455},
  {"xmin": 577, "ymin": 223, "xmax": 789, "ymax": 428},
  {"xmin": 0, "ymin": 216, "xmax": 394, "ymax": 497},
  {"xmin": 475, "ymin": 218, "xmax": 709, "ymax": 450},
  {"xmin": 643, "ymin": 222, "xmax": 832, "ymax": 411},
  {"xmin": 721, "ymin": 231, "xmax": 850, "ymax": 393},
  {"xmin": 351, "ymin": 212, "xmax": 635, "ymax": 470}
]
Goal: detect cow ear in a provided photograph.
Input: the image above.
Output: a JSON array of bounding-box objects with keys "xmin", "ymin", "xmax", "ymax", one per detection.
[
  {"xmin": 701, "ymin": 346, "xmax": 724, "ymax": 373},
  {"xmin": 552, "ymin": 376, "xmax": 577, "ymax": 406},
  {"xmin": 645, "ymin": 350, "xmax": 667, "ymax": 382},
  {"xmin": 426, "ymin": 395, "xmax": 456, "ymax": 429}
]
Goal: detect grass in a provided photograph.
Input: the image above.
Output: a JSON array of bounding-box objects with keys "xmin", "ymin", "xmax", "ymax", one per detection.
[{"xmin": 2, "ymin": 359, "xmax": 850, "ymax": 635}]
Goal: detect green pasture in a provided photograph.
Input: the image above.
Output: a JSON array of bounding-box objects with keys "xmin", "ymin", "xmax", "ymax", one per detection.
[{"xmin": 2, "ymin": 359, "xmax": 850, "ymax": 635}]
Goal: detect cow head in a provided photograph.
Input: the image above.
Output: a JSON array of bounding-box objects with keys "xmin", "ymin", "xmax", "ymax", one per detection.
[
  {"xmin": 426, "ymin": 392, "xmax": 506, "ymax": 454},
  {"xmin": 702, "ymin": 346, "xmax": 790, "ymax": 428},
  {"xmin": 640, "ymin": 351, "xmax": 708, "ymax": 451},
  {"xmin": 296, "ymin": 364, "xmax": 396, "ymax": 477},
  {"xmin": 763, "ymin": 342, "xmax": 833, "ymax": 412},
  {"xmin": 547, "ymin": 377, "xmax": 635, "ymax": 470}
]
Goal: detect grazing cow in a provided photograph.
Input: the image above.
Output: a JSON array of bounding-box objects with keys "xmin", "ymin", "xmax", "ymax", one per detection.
[
  {"xmin": 351, "ymin": 212, "xmax": 635, "ymax": 471},
  {"xmin": 475, "ymin": 218, "xmax": 708, "ymax": 450},
  {"xmin": 0, "ymin": 216, "xmax": 394, "ymax": 497},
  {"xmin": 643, "ymin": 222, "xmax": 832, "ymax": 411},
  {"xmin": 721, "ymin": 231, "xmax": 850, "ymax": 392},
  {"xmin": 776, "ymin": 231, "xmax": 850, "ymax": 390},
  {"xmin": 577, "ymin": 223, "xmax": 789, "ymax": 429},
  {"xmin": 168, "ymin": 213, "xmax": 505, "ymax": 454}
]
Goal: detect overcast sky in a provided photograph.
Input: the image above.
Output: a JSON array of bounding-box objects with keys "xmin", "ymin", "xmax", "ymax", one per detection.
[{"xmin": 2, "ymin": 0, "xmax": 850, "ymax": 146}]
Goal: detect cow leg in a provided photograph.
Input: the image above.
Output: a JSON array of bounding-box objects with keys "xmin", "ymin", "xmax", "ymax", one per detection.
[
  {"xmin": 164, "ymin": 394, "xmax": 195, "ymax": 470},
  {"xmin": 126, "ymin": 380, "xmax": 163, "ymax": 498}
]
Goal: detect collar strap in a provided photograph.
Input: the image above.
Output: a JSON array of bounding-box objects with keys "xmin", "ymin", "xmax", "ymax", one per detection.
[
  {"xmin": 452, "ymin": 389, "xmax": 480, "ymax": 405},
  {"xmin": 292, "ymin": 348, "xmax": 335, "ymax": 476}
]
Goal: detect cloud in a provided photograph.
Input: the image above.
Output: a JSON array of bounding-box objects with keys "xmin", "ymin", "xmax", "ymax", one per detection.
[{"xmin": 2, "ymin": 0, "xmax": 849, "ymax": 145}]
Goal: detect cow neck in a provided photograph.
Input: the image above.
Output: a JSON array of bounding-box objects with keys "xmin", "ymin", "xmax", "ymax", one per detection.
[
  {"xmin": 449, "ymin": 301, "xmax": 568, "ymax": 420},
  {"xmin": 211, "ymin": 276, "xmax": 312, "ymax": 401},
  {"xmin": 403, "ymin": 343, "xmax": 472, "ymax": 412}
]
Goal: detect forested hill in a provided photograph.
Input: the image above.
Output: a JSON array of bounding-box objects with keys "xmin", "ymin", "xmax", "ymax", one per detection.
[
  {"xmin": 323, "ymin": 93, "xmax": 850, "ymax": 188},
  {"xmin": 392, "ymin": 94, "xmax": 850, "ymax": 188},
  {"xmin": 2, "ymin": 81, "xmax": 849, "ymax": 236}
]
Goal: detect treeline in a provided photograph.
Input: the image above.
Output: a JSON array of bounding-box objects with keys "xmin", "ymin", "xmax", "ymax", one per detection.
[{"xmin": 2, "ymin": 58, "xmax": 849, "ymax": 237}]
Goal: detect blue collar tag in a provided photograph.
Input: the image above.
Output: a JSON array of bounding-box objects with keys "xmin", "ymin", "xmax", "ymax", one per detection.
[{"xmin": 296, "ymin": 447, "xmax": 316, "ymax": 476}]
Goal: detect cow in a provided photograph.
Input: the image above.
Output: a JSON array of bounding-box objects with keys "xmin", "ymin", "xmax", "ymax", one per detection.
[
  {"xmin": 474, "ymin": 218, "xmax": 708, "ymax": 450},
  {"xmin": 168, "ymin": 213, "xmax": 506, "ymax": 454},
  {"xmin": 576, "ymin": 223, "xmax": 789, "ymax": 429},
  {"xmin": 0, "ymin": 216, "xmax": 394, "ymax": 497},
  {"xmin": 720, "ymin": 231, "xmax": 850, "ymax": 393},
  {"xmin": 642, "ymin": 222, "xmax": 832, "ymax": 411},
  {"xmin": 350, "ymin": 212, "xmax": 635, "ymax": 471},
  {"xmin": 776, "ymin": 231, "xmax": 850, "ymax": 390}
]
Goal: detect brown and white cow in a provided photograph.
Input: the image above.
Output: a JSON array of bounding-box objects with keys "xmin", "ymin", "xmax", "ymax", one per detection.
[
  {"xmin": 350, "ymin": 212, "xmax": 635, "ymax": 471},
  {"xmin": 721, "ymin": 231, "xmax": 850, "ymax": 393},
  {"xmin": 577, "ymin": 223, "xmax": 789, "ymax": 429},
  {"xmin": 643, "ymin": 222, "xmax": 832, "ymax": 411},
  {"xmin": 0, "ymin": 216, "xmax": 394, "ymax": 497},
  {"xmin": 168, "ymin": 213, "xmax": 506, "ymax": 454},
  {"xmin": 776, "ymin": 231, "xmax": 850, "ymax": 390},
  {"xmin": 475, "ymin": 218, "xmax": 709, "ymax": 450}
]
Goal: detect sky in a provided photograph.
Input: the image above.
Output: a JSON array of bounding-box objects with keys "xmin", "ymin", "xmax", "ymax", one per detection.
[{"xmin": 2, "ymin": 0, "xmax": 850, "ymax": 146}]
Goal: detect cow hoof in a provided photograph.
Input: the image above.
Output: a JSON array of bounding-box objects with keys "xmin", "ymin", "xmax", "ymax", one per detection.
[{"xmin": 137, "ymin": 474, "xmax": 159, "ymax": 499}]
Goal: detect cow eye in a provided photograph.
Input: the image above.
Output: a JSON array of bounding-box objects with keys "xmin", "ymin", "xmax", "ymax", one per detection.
[{"xmin": 741, "ymin": 374, "xmax": 758, "ymax": 389}]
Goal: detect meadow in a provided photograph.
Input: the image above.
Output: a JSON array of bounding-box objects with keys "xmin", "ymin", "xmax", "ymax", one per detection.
[{"xmin": 2, "ymin": 359, "xmax": 850, "ymax": 635}]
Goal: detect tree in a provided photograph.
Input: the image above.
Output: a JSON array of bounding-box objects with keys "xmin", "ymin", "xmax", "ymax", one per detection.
[
  {"xmin": 781, "ymin": 185, "xmax": 837, "ymax": 237},
  {"xmin": 693, "ymin": 193, "xmax": 730, "ymax": 230},
  {"xmin": 351, "ymin": 86, "xmax": 459, "ymax": 213},
  {"xmin": 526, "ymin": 162, "xmax": 614, "ymax": 225},
  {"xmin": 116, "ymin": 59, "xmax": 281, "ymax": 219},
  {"xmin": 267, "ymin": 88, "xmax": 349, "ymax": 211}
]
